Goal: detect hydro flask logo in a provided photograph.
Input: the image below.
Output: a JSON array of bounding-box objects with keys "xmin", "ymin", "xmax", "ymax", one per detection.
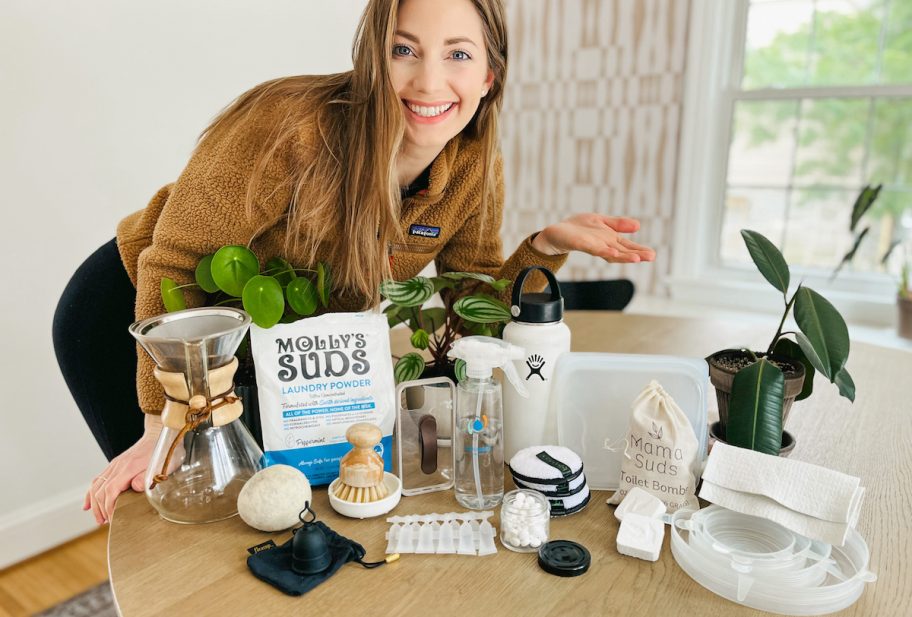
[{"xmin": 525, "ymin": 354, "xmax": 546, "ymax": 381}]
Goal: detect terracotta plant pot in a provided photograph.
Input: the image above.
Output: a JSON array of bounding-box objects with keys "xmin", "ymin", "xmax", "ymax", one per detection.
[
  {"xmin": 898, "ymin": 295, "xmax": 912, "ymax": 341},
  {"xmin": 707, "ymin": 349, "xmax": 806, "ymax": 430}
]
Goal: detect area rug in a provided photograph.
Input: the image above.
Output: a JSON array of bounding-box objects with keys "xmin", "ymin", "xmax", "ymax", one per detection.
[{"xmin": 33, "ymin": 581, "xmax": 117, "ymax": 617}]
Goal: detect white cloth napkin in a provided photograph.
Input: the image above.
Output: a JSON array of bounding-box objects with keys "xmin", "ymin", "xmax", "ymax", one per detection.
[{"xmin": 699, "ymin": 442, "xmax": 865, "ymax": 546}]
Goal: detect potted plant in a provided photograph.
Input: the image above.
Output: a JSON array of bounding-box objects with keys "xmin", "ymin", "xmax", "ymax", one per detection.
[
  {"xmin": 160, "ymin": 245, "xmax": 334, "ymax": 445},
  {"xmin": 708, "ymin": 230, "xmax": 856, "ymax": 456},
  {"xmin": 899, "ymin": 261, "xmax": 912, "ymax": 340},
  {"xmin": 379, "ymin": 272, "xmax": 513, "ymax": 383}
]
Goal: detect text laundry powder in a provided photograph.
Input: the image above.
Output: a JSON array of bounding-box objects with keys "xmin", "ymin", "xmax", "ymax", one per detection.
[{"xmin": 250, "ymin": 312, "xmax": 396, "ymax": 485}]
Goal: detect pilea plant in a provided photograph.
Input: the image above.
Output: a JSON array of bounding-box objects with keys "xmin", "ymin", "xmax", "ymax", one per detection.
[
  {"xmin": 709, "ymin": 230, "xmax": 856, "ymax": 456},
  {"xmin": 380, "ymin": 272, "xmax": 512, "ymax": 383},
  {"xmin": 160, "ymin": 245, "xmax": 333, "ymax": 328}
]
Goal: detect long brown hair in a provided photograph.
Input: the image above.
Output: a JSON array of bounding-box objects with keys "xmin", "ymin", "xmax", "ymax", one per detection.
[{"xmin": 198, "ymin": 0, "xmax": 508, "ymax": 307}]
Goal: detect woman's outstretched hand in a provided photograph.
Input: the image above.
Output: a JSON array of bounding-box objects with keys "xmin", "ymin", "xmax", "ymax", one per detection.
[
  {"xmin": 531, "ymin": 214, "xmax": 656, "ymax": 263},
  {"xmin": 83, "ymin": 414, "xmax": 162, "ymax": 525}
]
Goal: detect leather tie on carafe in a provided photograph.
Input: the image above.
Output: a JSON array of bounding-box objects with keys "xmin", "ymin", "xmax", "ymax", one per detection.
[{"xmin": 150, "ymin": 357, "xmax": 244, "ymax": 489}]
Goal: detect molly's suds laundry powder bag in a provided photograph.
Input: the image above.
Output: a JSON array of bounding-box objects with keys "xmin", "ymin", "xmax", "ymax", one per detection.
[
  {"xmin": 250, "ymin": 312, "xmax": 396, "ymax": 485},
  {"xmin": 608, "ymin": 380, "xmax": 700, "ymax": 514}
]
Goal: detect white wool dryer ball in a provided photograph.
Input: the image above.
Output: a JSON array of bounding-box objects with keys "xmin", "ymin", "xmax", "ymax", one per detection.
[{"xmin": 237, "ymin": 464, "xmax": 312, "ymax": 532}]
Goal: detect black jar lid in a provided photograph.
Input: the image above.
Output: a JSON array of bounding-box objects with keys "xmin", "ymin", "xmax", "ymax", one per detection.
[{"xmin": 537, "ymin": 540, "xmax": 591, "ymax": 577}]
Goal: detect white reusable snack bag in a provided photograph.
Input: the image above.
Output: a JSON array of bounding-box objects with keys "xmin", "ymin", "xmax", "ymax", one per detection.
[
  {"xmin": 250, "ymin": 312, "xmax": 396, "ymax": 486},
  {"xmin": 608, "ymin": 380, "xmax": 700, "ymax": 513}
]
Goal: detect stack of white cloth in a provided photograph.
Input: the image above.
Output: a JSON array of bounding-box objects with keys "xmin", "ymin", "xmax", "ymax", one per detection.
[{"xmin": 699, "ymin": 442, "xmax": 865, "ymax": 546}]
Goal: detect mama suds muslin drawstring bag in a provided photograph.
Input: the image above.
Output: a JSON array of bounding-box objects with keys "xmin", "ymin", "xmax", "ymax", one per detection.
[{"xmin": 608, "ymin": 380, "xmax": 700, "ymax": 514}]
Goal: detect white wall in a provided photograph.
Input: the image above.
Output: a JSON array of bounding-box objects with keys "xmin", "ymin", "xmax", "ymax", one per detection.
[{"xmin": 0, "ymin": 0, "xmax": 367, "ymax": 568}]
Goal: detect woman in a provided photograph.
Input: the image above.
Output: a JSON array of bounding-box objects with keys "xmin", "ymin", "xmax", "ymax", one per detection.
[{"xmin": 68, "ymin": 0, "xmax": 654, "ymax": 524}]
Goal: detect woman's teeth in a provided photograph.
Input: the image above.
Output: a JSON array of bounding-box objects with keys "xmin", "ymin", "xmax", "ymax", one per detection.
[{"xmin": 407, "ymin": 102, "xmax": 454, "ymax": 117}]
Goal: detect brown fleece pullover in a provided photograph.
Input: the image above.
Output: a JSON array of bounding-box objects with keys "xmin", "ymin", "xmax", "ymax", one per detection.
[{"xmin": 117, "ymin": 87, "xmax": 567, "ymax": 415}]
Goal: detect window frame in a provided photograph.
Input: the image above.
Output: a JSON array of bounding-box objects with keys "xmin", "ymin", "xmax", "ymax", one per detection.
[{"xmin": 671, "ymin": 0, "xmax": 912, "ymax": 326}]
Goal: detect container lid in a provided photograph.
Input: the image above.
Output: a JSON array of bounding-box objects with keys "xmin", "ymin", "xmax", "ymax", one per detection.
[
  {"xmin": 552, "ymin": 353, "xmax": 709, "ymax": 491},
  {"xmin": 510, "ymin": 266, "xmax": 563, "ymax": 323},
  {"xmin": 538, "ymin": 540, "xmax": 591, "ymax": 576}
]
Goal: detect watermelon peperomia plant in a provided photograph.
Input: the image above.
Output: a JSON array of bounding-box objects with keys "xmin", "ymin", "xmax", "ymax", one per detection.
[
  {"xmin": 160, "ymin": 245, "xmax": 333, "ymax": 328},
  {"xmin": 380, "ymin": 272, "xmax": 513, "ymax": 383}
]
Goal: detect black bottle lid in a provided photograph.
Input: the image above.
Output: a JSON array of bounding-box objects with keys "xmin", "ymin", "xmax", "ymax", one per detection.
[
  {"xmin": 511, "ymin": 266, "xmax": 564, "ymax": 324},
  {"xmin": 538, "ymin": 540, "xmax": 591, "ymax": 577}
]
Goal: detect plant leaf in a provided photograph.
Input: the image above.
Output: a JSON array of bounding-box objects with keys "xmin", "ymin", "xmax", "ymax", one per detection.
[
  {"xmin": 286, "ymin": 277, "xmax": 318, "ymax": 316},
  {"xmin": 850, "ymin": 184, "xmax": 881, "ymax": 232},
  {"xmin": 160, "ymin": 277, "xmax": 187, "ymax": 312},
  {"xmin": 491, "ymin": 278, "xmax": 512, "ymax": 292},
  {"xmin": 379, "ymin": 277, "xmax": 435, "ymax": 307},
  {"xmin": 441, "ymin": 271, "xmax": 497, "ymax": 284},
  {"xmin": 832, "ymin": 227, "xmax": 870, "ymax": 278},
  {"xmin": 454, "ymin": 359, "xmax": 467, "ymax": 383},
  {"xmin": 741, "ymin": 229, "xmax": 790, "ymax": 294},
  {"xmin": 726, "ymin": 358, "xmax": 784, "ymax": 455},
  {"xmin": 241, "ymin": 275, "xmax": 285, "ymax": 328},
  {"xmin": 394, "ymin": 352, "xmax": 426, "ymax": 384},
  {"xmin": 794, "ymin": 287, "xmax": 850, "ymax": 381},
  {"xmin": 317, "ymin": 262, "xmax": 332, "ymax": 307},
  {"xmin": 265, "ymin": 257, "xmax": 296, "ymax": 287},
  {"xmin": 412, "ymin": 308, "xmax": 447, "ymax": 333},
  {"xmin": 881, "ymin": 239, "xmax": 901, "ymax": 265},
  {"xmin": 454, "ymin": 294, "xmax": 512, "ymax": 323},
  {"xmin": 410, "ymin": 328, "xmax": 430, "ymax": 350},
  {"xmin": 210, "ymin": 245, "xmax": 259, "ymax": 297},
  {"xmin": 431, "ymin": 276, "xmax": 457, "ymax": 294},
  {"xmin": 773, "ymin": 338, "xmax": 815, "ymax": 401},
  {"xmin": 834, "ymin": 367, "xmax": 856, "ymax": 402},
  {"xmin": 194, "ymin": 255, "xmax": 219, "ymax": 293}
]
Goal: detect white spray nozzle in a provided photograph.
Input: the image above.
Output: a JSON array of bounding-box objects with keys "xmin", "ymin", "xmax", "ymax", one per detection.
[{"xmin": 448, "ymin": 336, "xmax": 529, "ymax": 397}]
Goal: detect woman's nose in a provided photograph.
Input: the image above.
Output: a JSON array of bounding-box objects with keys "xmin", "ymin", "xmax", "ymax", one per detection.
[{"xmin": 413, "ymin": 59, "xmax": 444, "ymax": 93}]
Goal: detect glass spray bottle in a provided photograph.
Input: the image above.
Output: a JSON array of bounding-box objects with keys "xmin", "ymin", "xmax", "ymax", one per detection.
[{"xmin": 448, "ymin": 336, "xmax": 528, "ymax": 509}]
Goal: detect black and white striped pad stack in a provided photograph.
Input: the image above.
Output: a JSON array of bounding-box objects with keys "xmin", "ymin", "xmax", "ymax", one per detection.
[{"xmin": 508, "ymin": 445, "xmax": 591, "ymax": 517}]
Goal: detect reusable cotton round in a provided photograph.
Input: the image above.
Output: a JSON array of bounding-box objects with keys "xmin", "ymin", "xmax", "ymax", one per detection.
[{"xmin": 509, "ymin": 446, "xmax": 584, "ymax": 486}]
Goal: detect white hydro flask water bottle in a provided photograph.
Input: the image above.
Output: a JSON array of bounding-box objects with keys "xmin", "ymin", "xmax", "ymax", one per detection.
[{"xmin": 502, "ymin": 266, "xmax": 571, "ymax": 462}]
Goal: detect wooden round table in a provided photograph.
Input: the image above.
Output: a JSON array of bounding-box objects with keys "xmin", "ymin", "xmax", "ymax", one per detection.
[{"xmin": 108, "ymin": 313, "xmax": 910, "ymax": 616}]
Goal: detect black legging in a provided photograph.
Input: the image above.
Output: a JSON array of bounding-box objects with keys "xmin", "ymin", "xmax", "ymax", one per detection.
[{"xmin": 53, "ymin": 239, "xmax": 143, "ymax": 461}]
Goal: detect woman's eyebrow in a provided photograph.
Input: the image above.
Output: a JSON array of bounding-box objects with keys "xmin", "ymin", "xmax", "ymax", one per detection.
[{"xmin": 394, "ymin": 30, "xmax": 479, "ymax": 48}]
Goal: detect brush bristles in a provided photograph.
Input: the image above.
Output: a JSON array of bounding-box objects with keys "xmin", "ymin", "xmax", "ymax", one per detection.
[{"xmin": 335, "ymin": 480, "xmax": 389, "ymax": 503}]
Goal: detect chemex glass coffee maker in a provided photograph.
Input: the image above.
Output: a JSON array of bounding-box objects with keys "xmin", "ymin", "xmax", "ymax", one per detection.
[{"xmin": 130, "ymin": 307, "xmax": 264, "ymax": 524}]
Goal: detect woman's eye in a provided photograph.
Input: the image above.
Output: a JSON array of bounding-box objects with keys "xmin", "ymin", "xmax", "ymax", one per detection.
[
  {"xmin": 451, "ymin": 50, "xmax": 471, "ymax": 61},
  {"xmin": 393, "ymin": 45, "xmax": 412, "ymax": 57}
]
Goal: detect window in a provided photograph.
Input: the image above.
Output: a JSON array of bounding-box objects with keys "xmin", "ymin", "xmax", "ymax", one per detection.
[{"xmin": 673, "ymin": 0, "xmax": 912, "ymax": 324}]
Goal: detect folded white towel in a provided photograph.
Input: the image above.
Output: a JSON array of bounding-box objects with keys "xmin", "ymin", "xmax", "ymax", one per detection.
[{"xmin": 699, "ymin": 442, "xmax": 865, "ymax": 546}]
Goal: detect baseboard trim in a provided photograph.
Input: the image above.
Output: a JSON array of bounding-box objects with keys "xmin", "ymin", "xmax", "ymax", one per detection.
[{"xmin": 0, "ymin": 486, "xmax": 99, "ymax": 569}]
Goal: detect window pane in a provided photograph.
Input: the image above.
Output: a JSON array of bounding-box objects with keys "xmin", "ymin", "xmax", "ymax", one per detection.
[
  {"xmin": 727, "ymin": 100, "xmax": 799, "ymax": 187},
  {"xmin": 742, "ymin": 0, "xmax": 899, "ymax": 88},
  {"xmin": 743, "ymin": 1, "xmax": 814, "ymax": 89},
  {"xmin": 806, "ymin": 0, "xmax": 884, "ymax": 86},
  {"xmin": 882, "ymin": 0, "xmax": 912, "ymax": 84},
  {"xmin": 720, "ymin": 188, "xmax": 789, "ymax": 264},
  {"xmin": 782, "ymin": 189, "xmax": 856, "ymax": 269},
  {"xmin": 867, "ymin": 98, "xmax": 912, "ymax": 186},
  {"xmin": 793, "ymin": 98, "xmax": 868, "ymax": 188}
]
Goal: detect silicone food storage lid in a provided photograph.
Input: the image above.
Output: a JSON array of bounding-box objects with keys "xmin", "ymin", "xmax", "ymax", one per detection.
[
  {"xmin": 552, "ymin": 353, "xmax": 709, "ymax": 490},
  {"xmin": 670, "ymin": 507, "xmax": 876, "ymax": 616}
]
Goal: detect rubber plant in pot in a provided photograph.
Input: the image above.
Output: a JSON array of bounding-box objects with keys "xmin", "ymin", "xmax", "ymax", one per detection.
[
  {"xmin": 708, "ymin": 230, "xmax": 856, "ymax": 456},
  {"xmin": 379, "ymin": 272, "xmax": 513, "ymax": 384},
  {"xmin": 160, "ymin": 245, "xmax": 334, "ymax": 446}
]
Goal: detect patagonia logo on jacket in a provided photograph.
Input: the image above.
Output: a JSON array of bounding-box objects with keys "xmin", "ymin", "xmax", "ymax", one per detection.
[{"xmin": 408, "ymin": 224, "xmax": 441, "ymax": 238}]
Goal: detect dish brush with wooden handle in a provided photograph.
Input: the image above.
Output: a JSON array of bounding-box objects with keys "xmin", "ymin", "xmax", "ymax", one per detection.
[{"xmin": 335, "ymin": 422, "xmax": 389, "ymax": 503}]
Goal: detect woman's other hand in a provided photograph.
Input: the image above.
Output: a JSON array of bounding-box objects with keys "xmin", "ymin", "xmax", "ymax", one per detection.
[
  {"xmin": 83, "ymin": 414, "xmax": 162, "ymax": 524},
  {"xmin": 531, "ymin": 214, "xmax": 656, "ymax": 263}
]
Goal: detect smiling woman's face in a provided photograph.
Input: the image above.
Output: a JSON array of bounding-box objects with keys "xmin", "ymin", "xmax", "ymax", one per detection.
[{"xmin": 390, "ymin": 0, "xmax": 495, "ymax": 153}]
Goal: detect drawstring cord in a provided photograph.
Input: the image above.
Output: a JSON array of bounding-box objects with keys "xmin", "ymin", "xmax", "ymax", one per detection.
[{"xmin": 149, "ymin": 386, "xmax": 238, "ymax": 489}]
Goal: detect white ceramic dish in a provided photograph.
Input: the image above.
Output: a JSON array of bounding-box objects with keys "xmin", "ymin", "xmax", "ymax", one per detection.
[
  {"xmin": 328, "ymin": 472, "xmax": 402, "ymax": 519},
  {"xmin": 552, "ymin": 352, "xmax": 709, "ymax": 491}
]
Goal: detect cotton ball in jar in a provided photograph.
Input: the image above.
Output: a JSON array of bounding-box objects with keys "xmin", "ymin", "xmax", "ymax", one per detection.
[{"xmin": 237, "ymin": 464, "xmax": 312, "ymax": 532}]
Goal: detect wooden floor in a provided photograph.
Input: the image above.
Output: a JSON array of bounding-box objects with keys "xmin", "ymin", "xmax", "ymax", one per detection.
[{"xmin": 0, "ymin": 527, "xmax": 109, "ymax": 617}]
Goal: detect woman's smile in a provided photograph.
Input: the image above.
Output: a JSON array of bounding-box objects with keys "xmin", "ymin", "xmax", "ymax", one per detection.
[{"xmin": 402, "ymin": 99, "xmax": 458, "ymax": 124}]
